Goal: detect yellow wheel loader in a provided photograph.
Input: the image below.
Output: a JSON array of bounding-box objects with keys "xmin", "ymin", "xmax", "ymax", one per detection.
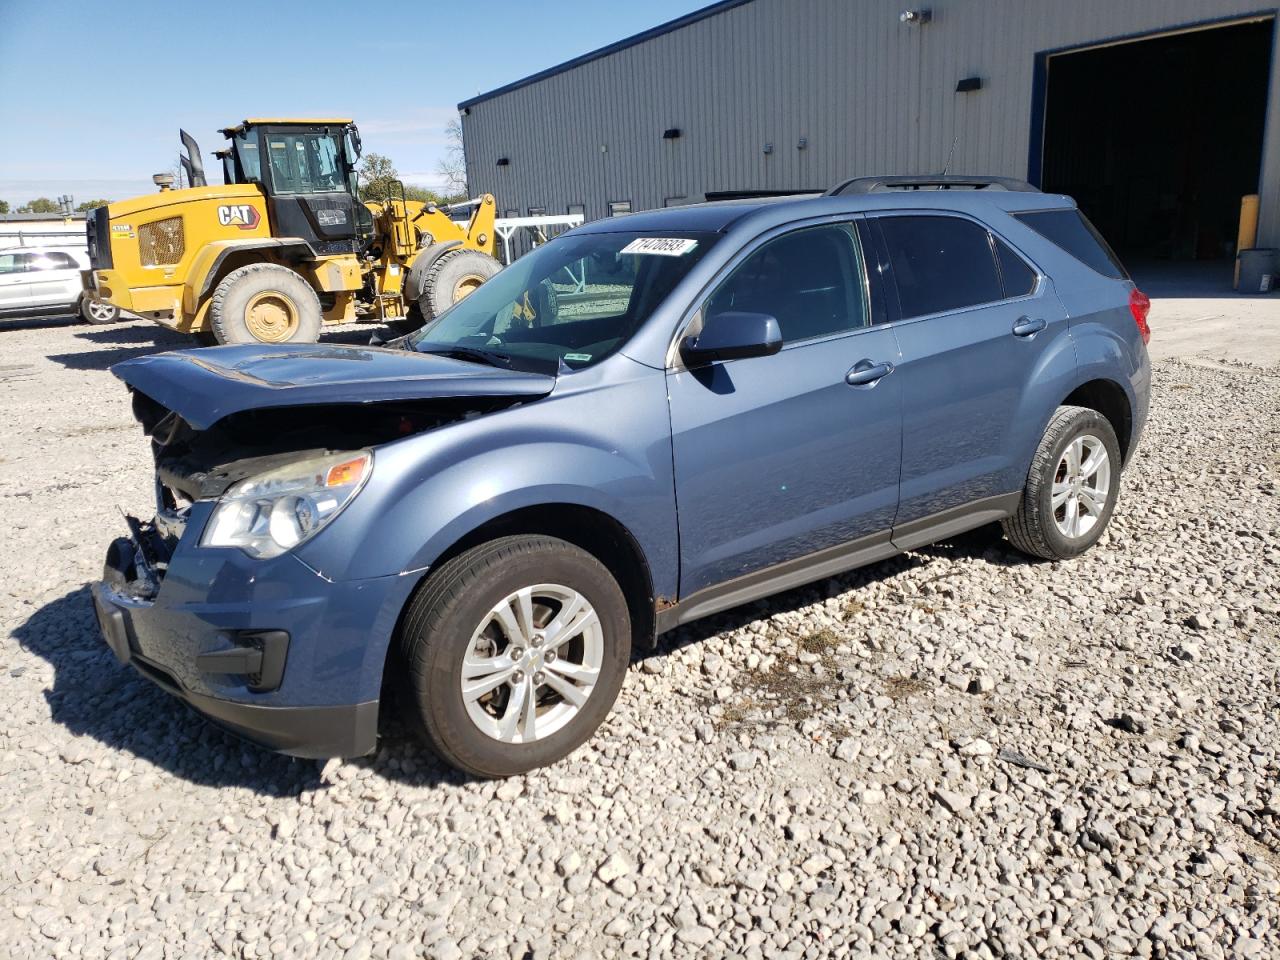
[{"xmin": 82, "ymin": 119, "xmax": 502, "ymax": 345}]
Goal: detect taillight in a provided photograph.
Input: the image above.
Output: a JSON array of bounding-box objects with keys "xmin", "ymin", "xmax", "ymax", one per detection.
[{"xmin": 1129, "ymin": 288, "xmax": 1151, "ymax": 345}]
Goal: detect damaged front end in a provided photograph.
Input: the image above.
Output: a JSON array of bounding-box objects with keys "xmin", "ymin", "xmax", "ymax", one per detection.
[
  {"xmin": 90, "ymin": 345, "xmax": 558, "ymax": 757},
  {"xmin": 110, "ymin": 392, "xmax": 531, "ymax": 603},
  {"xmin": 108, "ymin": 343, "xmax": 558, "ymax": 588}
]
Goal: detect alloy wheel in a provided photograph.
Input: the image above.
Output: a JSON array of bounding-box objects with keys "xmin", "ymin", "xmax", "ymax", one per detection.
[
  {"xmin": 86, "ymin": 299, "xmax": 117, "ymax": 322},
  {"xmin": 460, "ymin": 583, "xmax": 603, "ymax": 743},
  {"xmin": 1052, "ymin": 433, "xmax": 1111, "ymax": 539}
]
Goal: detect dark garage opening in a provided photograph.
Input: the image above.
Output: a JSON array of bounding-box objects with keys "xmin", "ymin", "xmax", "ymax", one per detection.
[{"xmin": 1039, "ymin": 18, "xmax": 1273, "ymax": 273}]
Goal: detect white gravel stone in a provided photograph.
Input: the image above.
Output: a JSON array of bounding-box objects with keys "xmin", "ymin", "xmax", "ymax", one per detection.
[{"xmin": 596, "ymin": 852, "xmax": 633, "ymax": 884}]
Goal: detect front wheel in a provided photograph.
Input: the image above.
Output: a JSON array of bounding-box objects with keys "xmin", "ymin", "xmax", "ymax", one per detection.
[
  {"xmin": 208, "ymin": 264, "xmax": 322, "ymax": 345},
  {"xmin": 1003, "ymin": 405, "xmax": 1122, "ymax": 560},
  {"xmin": 399, "ymin": 536, "xmax": 631, "ymax": 777}
]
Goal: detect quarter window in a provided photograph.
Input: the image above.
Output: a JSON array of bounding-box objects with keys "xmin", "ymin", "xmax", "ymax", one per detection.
[
  {"xmin": 1015, "ymin": 208, "xmax": 1128, "ymax": 279},
  {"xmin": 877, "ymin": 215, "xmax": 1002, "ymax": 318},
  {"xmin": 705, "ymin": 223, "xmax": 867, "ymax": 344},
  {"xmin": 994, "ymin": 238, "xmax": 1037, "ymax": 298}
]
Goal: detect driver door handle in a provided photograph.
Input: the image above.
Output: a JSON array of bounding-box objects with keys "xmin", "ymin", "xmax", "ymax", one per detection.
[
  {"xmin": 1012, "ymin": 316, "xmax": 1047, "ymax": 338},
  {"xmin": 845, "ymin": 359, "xmax": 894, "ymax": 387}
]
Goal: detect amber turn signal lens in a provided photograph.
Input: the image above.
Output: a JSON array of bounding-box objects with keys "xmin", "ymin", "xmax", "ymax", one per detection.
[{"xmin": 325, "ymin": 456, "xmax": 367, "ymax": 487}]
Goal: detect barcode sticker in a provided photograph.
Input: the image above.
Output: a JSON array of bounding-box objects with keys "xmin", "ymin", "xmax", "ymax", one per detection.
[{"xmin": 620, "ymin": 237, "xmax": 698, "ymax": 257}]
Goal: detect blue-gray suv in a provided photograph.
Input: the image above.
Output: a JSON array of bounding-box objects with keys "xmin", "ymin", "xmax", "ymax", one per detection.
[{"xmin": 93, "ymin": 176, "xmax": 1151, "ymax": 777}]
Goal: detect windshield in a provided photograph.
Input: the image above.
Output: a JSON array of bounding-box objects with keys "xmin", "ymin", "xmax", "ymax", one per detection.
[
  {"xmin": 408, "ymin": 230, "xmax": 715, "ymax": 374},
  {"xmin": 263, "ymin": 130, "xmax": 347, "ymax": 194}
]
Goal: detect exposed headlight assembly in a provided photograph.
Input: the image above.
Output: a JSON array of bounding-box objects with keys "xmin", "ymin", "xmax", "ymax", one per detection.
[{"xmin": 201, "ymin": 451, "xmax": 371, "ymax": 559}]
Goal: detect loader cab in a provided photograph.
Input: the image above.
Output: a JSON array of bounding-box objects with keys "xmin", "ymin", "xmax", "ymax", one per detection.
[{"xmin": 221, "ymin": 118, "xmax": 366, "ymax": 254}]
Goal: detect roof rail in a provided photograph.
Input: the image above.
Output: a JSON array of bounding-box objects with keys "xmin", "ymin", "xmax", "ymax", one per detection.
[{"xmin": 827, "ymin": 175, "xmax": 1040, "ymax": 196}]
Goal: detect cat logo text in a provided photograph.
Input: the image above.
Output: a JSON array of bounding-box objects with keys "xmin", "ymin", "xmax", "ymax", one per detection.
[{"xmin": 216, "ymin": 204, "xmax": 261, "ymax": 230}]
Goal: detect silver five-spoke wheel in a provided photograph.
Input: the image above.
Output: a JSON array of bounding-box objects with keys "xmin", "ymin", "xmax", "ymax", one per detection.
[
  {"xmin": 461, "ymin": 583, "xmax": 602, "ymax": 743},
  {"xmin": 1051, "ymin": 433, "xmax": 1110, "ymax": 539},
  {"xmin": 86, "ymin": 299, "xmax": 116, "ymax": 322}
]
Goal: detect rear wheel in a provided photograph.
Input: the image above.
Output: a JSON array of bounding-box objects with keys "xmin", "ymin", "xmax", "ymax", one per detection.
[
  {"xmin": 398, "ymin": 535, "xmax": 631, "ymax": 777},
  {"xmin": 1003, "ymin": 405, "xmax": 1122, "ymax": 560},
  {"xmin": 417, "ymin": 248, "xmax": 502, "ymax": 324},
  {"xmin": 209, "ymin": 264, "xmax": 322, "ymax": 345},
  {"xmin": 79, "ymin": 296, "xmax": 120, "ymax": 324}
]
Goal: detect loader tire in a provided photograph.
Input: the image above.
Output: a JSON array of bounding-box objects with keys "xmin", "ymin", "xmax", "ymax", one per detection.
[
  {"xmin": 417, "ymin": 249, "xmax": 501, "ymax": 324},
  {"xmin": 209, "ymin": 264, "xmax": 322, "ymax": 345},
  {"xmin": 404, "ymin": 242, "xmax": 457, "ymax": 306}
]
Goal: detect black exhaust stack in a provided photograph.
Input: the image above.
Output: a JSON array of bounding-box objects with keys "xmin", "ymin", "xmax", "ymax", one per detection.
[{"xmin": 179, "ymin": 129, "xmax": 207, "ymax": 188}]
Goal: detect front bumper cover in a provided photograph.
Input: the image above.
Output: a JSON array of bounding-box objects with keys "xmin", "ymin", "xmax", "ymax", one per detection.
[
  {"xmin": 93, "ymin": 580, "xmax": 379, "ymax": 759},
  {"xmin": 89, "ymin": 520, "xmax": 408, "ymax": 759}
]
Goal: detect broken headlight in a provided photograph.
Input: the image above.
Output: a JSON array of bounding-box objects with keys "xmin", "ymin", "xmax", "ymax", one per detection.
[{"xmin": 201, "ymin": 451, "xmax": 371, "ymax": 559}]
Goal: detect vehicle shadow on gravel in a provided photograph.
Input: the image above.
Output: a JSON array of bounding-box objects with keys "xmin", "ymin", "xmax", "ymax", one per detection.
[
  {"xmin": 15, "ymin": 585, "xmax": 325, "ymax": 797},
  {"xmin": 47, "ymin": 325, "xmax": 192, "ymax": 371}
]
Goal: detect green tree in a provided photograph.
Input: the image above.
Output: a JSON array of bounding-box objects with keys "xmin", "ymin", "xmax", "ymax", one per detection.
[
  {"xmin": 0, "ymin": 200, "xmax": 9, "ymax": 214},
  {"xmin": 17, "ymin": 197, "xmax": 60, "ymax": 214},
  {"xmin": 76, "ymin": 199, "xmax": 112, "ymax": 212},
  {"xmin": 357, "ymin": 152, "xmax": 399, "ymax": 202},
  {"xmin": 359, "ymin": 153, "xmax": 456, "ymax": 206}
]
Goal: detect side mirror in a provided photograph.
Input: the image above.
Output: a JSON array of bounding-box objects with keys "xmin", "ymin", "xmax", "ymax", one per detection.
[{"xmin": 680, "ymin": 311, "xmax": 782, "ymax": 365}]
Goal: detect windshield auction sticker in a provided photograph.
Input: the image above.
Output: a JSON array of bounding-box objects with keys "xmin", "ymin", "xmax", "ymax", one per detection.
[{"xmin": 620, "ymin": 237, "xmax": 698, "ymax": 256}]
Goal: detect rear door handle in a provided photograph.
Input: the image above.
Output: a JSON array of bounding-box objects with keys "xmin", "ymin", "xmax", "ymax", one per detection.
[
  {"xmin": 845, "ymin": 359, "xmax": 894, "ymax": 387},
  {"xmin": 1012, "ymin": 316, "xmax": 1047, "ymax": 338}
]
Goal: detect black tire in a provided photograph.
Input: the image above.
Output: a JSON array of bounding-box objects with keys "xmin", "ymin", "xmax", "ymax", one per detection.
[
  {"xmin": 78, "ymin": 296, "xmax": 120, "ymax": 324},
  {"xmin": 1003, "ymin": 405, "xmax": 1123, "ymax": 561},
  {"xmin": 399, "ymin": 535, "xmax": 631, "ymax": 778},
  {"xmin": 208, "ymin": 264, "xmax": 322, "ymax": 345},
  {"xmin": 417, "ymin": 248, "xmax": 502, "ymax": 324},
  {"xmin": 404, "ymin": 242, "xmax": 453, "ymax": 306}
]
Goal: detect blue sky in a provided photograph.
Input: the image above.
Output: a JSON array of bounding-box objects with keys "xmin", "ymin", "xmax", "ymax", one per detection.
[{"xmin": 0, "ymin": 0, "xmax": 709, "ymax": 205}]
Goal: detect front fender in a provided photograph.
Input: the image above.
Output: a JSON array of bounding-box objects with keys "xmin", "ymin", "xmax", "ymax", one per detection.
[
  {"xmin": 184, "ymin": 238, "xmax": 316, "ymax": 313},
  {"xmin": 295, "ymin": 364, "xmax": 679, "ymax": 597}
]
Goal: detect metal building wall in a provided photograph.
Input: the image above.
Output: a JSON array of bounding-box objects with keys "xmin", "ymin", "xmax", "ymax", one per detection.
[{"xmin": 462, "ymin": 0, "xmax": 1280, "ymax": 244}]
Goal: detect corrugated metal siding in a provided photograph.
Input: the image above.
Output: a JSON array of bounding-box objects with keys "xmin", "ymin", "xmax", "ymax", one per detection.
[{"xmin": 464, "ymin": 0, "xmax": 1280, "ymax": 243}]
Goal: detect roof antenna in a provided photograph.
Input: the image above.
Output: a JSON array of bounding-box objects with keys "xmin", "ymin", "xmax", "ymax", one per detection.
[{"xmin": 940, "ymin": 135, "xmax": 958, "ymax": 176}]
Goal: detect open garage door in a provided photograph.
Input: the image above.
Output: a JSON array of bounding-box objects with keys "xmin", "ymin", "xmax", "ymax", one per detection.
[{"xmin": 1036, "ymin": 18, "xmax": 1273, "ymax": 269}]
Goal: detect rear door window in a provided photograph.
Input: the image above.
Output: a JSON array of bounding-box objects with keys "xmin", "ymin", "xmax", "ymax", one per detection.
[
  {"xmin": 876, "ymin": 215, "xmax": 1002, "ymax": 319},
  {"xmin": 1014, "ymin": 208, "xmax": 1128, "ymax": 279},
  {"xmin": 705, "ymin": 223, "xmax": 867, "ymax": 344},
  {"xmin": 28, "ymin": 252, "xmax": 77, "ymax": 271},
  {"xmin": 993, "ymin": 238, "xmax": 1037, "ymax": 298},
  {"xmin": 0, "ymin": 253, "xmax": 32, "ymax": 274}
]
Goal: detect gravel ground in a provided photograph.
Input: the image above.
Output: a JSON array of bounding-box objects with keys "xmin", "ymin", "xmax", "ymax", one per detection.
[{"xmin": 1, "ymin": 316, "xmax": 1278, "ymax": 960}]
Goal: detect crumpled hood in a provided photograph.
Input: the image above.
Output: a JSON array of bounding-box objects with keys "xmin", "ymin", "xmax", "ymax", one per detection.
[{"xmin": 111, "ymin": 343, "xmax": 556, "ymax": 429}]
